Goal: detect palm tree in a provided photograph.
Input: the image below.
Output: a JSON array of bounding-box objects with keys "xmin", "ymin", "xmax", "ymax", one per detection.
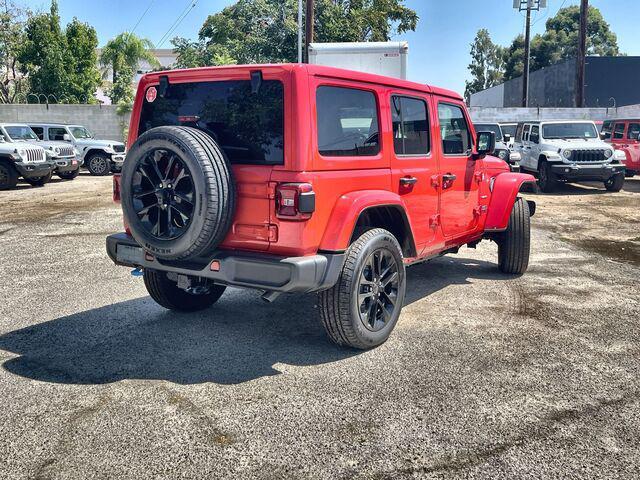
[{"xmin": 100, "ymin": 32, "xmax": 160, "ymax": 86}]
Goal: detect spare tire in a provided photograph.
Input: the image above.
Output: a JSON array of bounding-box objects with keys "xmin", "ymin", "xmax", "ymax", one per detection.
[{"xmin": 121, "ymin": 126, "xmax": 235, "ymax": 260}]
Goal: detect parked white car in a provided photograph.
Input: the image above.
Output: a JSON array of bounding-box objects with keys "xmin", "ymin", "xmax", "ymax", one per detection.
[
  {"xmin": 0, "ymin": 133, "xmax": 52, "ymax": 189},
  {"xmin": 513, "ymin": 120, "xmax": 627, "ymax": 192},
  {"xmin": 28, "ymin": 123, "xmax": 126, "ymax": 176},
  {"xmin": 0, "ymin": 123, "xmax": 81, "ymax": 180}
]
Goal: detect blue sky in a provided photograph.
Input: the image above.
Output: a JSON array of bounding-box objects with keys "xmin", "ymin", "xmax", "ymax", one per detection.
[{"xmin": 22, "ymin": 0, "xmax": 640, "ymax": 95}]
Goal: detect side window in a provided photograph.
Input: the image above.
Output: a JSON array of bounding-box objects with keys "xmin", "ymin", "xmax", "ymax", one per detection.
[
  {"xmin": 530, "ymin": 125, "xmax": 540, "ymax": 144},
  {"xmin": 316, "ymin": 86, "xmax": 380, "ymax": 157},
  {"xmin": 627, "ymin": 123, "xmax": 640, "ymax": 140},
  {"xmin": 613, "ymin": 123, "xmax": 626, "ymax": 140},
  {"xmin": 601, "ymin": 121, "xmax": 612, "ymax": 140},
  {"xmin": 31, "ymin": 127, "xmax": 44, "ymax": 140},
  {"xmin": 515, "ymin": 124, "xmax": 524, "ymax": 142},
  {"xmin": 49, "ymin": 127, "xmax": 67, "ymax": 141},
  {"xmin": 391, "ymin": 95, "xmax": 430, "ymax": 155},
  {"xmin": 523, "ymin": 124, "xmax": 531, "ymax": 141},
  {"xmin": 437, "ymin": 103, "xmax": 471, "ymax": 155}
]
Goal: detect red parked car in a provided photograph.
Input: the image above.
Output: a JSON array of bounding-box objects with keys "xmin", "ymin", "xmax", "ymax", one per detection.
[
  {"xmin": 107, "ymin": 64, "xmax": 536, "ymax": 349},
  {"xmin": 602, "ymin": 119, "xmax": 640, "ymax": 177}
]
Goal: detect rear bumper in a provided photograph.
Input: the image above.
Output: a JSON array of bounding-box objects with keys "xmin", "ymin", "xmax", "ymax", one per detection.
[
  {"xmin": 14, "ymin": 161, "xmax": 55, "ymax": 179},
  {"xmin": 551, "ymin": 162, "xmax": 625, "ymax": 181},
  {"xmin": 106, "ymin": 233, "xmax": 344, "ymax": 293}
]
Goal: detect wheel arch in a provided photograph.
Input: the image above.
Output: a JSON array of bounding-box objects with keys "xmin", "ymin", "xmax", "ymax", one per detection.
[
  {"xmin": 484, "ymin": 172, "xmax": 537, "ymax": 232},
  {"xmin": 318, "ymin": 190, "xmax": 417, "ymax": 257},
  {"xmin": 84, "ymin": 148, "xmax": 112, "ymax": 161}
]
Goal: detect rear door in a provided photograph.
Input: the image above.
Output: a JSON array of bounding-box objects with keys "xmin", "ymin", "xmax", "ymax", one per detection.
[
  {"xmin": 626, "ymin": 122, "xmax": 640, "ymax": 169},
  {"xmin": 388, "ymin": 92, "xmax": 439, "ymax": 251},
  {"xmin": 435, "ymin": 100, "xmax": 481, "ymax": 238},
  {"xmin": 136, "ymin": 69, "xmax": 289, "ymax": 252}
]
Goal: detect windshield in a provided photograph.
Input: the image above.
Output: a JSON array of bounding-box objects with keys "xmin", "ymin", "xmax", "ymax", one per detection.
[
  {"xmin": 501, "ymin": 124, "xmax": 517, "ymax": 138},
  {"xmin": 5, "ymin": 125, "xmax": 39, "ymax": 141},
  {"xmin": 139, "ymin": 79, "xmax": 284, "ymax": 165},
  {"xmin": 70, "ymin": 126, "xmax": 93, "ymax": 139},
  {"xmin": 542, "ymin": 123, "xmax": 598, "ymax": 139},
  {"xmin": 475, "ymin": 124, "xmax": 503, "ymax": 142}
]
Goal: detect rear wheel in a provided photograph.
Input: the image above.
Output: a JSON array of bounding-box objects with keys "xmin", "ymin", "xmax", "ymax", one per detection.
[
  {"xmin": 24, "ymin": 171, "xmax": 52, "ymax": 187},
  {"xmin": 498, "ymin": 197, "xmax": 531, "ymax": 274},
  {"xmin": 58, "ymin": 167, "xmax": 80, "ymax": 180},
  {"xmin": 143, "ymin": 269, "xmax": 226, "ymax": 312},
  {"xmin": 604, "ymin": 173, "xmax": 624, "ymax": 192},
  {"xmin": 0, "ymin": 162, "xmax": 18, "ymax": 190},
  {"xmin": 86, "ymin": 153, "xmax": 111, "ymax": 176},
  {"xmin": 318, "ymin": 228, "xmax": 406, "ymax": 349},
  {"xmin": 537, "ymin": 160, "xmax": 558, "ymax": 193}
]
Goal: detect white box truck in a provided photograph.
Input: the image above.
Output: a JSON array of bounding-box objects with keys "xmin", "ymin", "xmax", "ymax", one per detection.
[{"xmin": 308, "ymin": 41, "xmax": 408, "ymax": 80}]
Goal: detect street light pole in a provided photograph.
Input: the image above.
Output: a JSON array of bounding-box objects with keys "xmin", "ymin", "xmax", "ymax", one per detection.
[
  {"xmin": 522, "ymin": 3, "xmax": 532, "ymax": 107},
  {"xmin": 576, "ymin": 0, "xmax": 588, "ymax": 107}
]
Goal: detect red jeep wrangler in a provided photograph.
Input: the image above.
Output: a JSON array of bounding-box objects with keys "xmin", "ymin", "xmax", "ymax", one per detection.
[
  {"xmin": 107, "ymin": 64, "xmax": 535, "ymax": 349},
  {"xmin": 602, "ymin": 119, "xmax": 640, "ymax": 177}
]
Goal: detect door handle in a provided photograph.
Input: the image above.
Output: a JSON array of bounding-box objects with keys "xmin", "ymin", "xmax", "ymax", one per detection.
[
  {"xmin": 442, "ymin": 173, "xmax": 457, "ymax": 189},
  {"xmin": 400, "ymin": 176, "xmax": 418, "ymax": 186}
]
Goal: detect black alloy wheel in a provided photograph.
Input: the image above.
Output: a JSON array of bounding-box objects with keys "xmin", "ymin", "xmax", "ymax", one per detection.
[
  {"xmin": 132, "ymin": 148, "xmax": 195, "ymax": 241},
  {"xmin": 356, "ymin": 248, "xmax": 400, "ymax": 332}
]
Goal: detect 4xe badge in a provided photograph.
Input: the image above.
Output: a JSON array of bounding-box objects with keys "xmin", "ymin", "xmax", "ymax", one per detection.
[{"xmin": 146, "ymin": 86, "xmax": 157, "ymax": 103}]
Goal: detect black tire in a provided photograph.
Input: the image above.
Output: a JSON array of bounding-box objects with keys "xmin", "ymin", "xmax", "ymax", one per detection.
[
  {"xmin": 0, "ymin": 161, "xmax": 18, "ymax": 190},
  {"xmin": 537, "ymin": 159, "xmax": 558, "ymax": 193},
  {"xmin": 23, "ymin": 170, "xmax": 52, "ymax": 187},
  {"xmin": 121, "ymin": 126, "xmax": 235, "ymax": 261},
  {"xmin": 318, "ymin": 228, "xmax": 406, "ymax": 350},
  {"xmin": 604, "ymin": 173, "xmax": 624, "ymax": 192},
  {"xmin": 143, "ymin": 269, "xmax": 226, "ymax": 312},
  {"xmin": 86, "ymin": 153, "xmax": 112, "ymax": 176},
  {"xmin": 498, "ymin": 197, "xmax": 531, "ymax": 275},
  {"xmin": 57, "ymin": 167, "xmax": 80, "ymax": 180}
]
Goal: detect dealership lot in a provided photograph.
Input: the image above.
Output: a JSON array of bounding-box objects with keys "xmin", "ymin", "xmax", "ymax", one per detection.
[{"xmin": 0, "ymin": 175, "xmax": 639, "ymax": 478}]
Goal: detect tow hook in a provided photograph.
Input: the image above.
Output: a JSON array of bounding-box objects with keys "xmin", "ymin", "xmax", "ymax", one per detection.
[
  {"xmin": 261, "ymin": 290, "xmax": 282, "ymax": 303},
  {"xmin": 131, "ymin": 267, "xmax": 143, "ymax": 277}
]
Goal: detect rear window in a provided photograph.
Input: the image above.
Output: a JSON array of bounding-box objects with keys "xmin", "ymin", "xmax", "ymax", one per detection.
[
  {"xmin": 316, "ymin": 86, "xmax": 380, "ymax": 157},
  {"xmin": 138, "ymin": 80, "xmax": 284, "ymax": 165}
]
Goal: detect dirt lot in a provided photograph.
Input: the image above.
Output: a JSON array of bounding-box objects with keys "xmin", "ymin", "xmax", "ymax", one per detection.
[{"xmin": 0, "ymin": 174, "xmax": 639, "ymax": 479}]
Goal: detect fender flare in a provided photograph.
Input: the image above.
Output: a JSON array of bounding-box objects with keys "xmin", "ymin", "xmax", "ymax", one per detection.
[
  {"xmin": 484, "ymin": 172, "xmax": 536, "ymax": 232},
  {"xmin": 318, "ymin": 190, "xmax": 415, "ymax": 253},
  {"xmin": 82, "ymin": 147, "xmax": 112, "ymax": 162}
]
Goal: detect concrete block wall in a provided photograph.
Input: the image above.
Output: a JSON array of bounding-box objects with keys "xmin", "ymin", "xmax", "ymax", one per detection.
[
  {"xmin": 0, "ymin": 104, "xmax": 128, "ymax": 142},
  {"xmin": 469, "ymin": 105, "xmax": 640, "ymax": 123}
]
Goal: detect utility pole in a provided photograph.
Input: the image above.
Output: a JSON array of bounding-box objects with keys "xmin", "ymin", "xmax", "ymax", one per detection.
[
  {"xmin": 514, "ymin": 1, "xmax": 545, "ymax": 107},
  {"xmin": 298, "ymin": 0, "xmax": 303, "ymax": 63},
  {"xmin": 304, "ymin": 0, "xmax": 315, "ymax": 63},
  {"xmin": 575, "ymin": 0, "xmax": 588, "ymax": 107}
]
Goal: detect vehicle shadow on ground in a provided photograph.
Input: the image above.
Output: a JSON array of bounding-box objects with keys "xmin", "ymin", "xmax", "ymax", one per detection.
[{"xmin": 0, "ymin": 255, "xmax": 510, "ymax": 386}]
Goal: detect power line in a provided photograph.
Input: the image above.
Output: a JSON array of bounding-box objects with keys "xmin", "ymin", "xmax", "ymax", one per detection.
[
  {"xmin": 156, "ymin": 0, "xmax": 198, "ymax": 48},
  {"xmin": 129, "ymin": 0, "xmax": 156, "ymax": 36}
]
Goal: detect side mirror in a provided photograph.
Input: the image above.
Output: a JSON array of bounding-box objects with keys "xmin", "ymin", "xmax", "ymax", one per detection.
[
  {"xmin": 63, "ymin": 133, "xmax": 71, "ymax": 142},
  {"xmin": 503, "ymin": 133, "xmax": 511, "ymax": 143},
  {"xmin": 600, "ymin": 132, "xmax": 607, "ymax": 140},
  {"xmin": 475, "ymin": 131, "xmax": 496, "ymax": 157}
]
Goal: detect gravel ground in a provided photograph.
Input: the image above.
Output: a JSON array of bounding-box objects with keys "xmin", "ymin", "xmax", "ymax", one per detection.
[{"xmin": 0, "ymin": 174, "xmax": 639, "ymax": 479}]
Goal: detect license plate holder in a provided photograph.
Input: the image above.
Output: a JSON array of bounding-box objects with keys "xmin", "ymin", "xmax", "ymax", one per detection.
[{"xmin": 116, "ymin": 245, "xmax": 143, "ymax": 265}]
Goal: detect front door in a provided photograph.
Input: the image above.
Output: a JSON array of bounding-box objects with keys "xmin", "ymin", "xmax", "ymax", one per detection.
[
  {"xmin": 626, "ymin": 122, "xmax": 640, "ymax": 170},
  {"xmin": 436, "ymin": 101, "xmax": 481, "ymax": 238},
  {"xmin": 388, "ymin": 93, "xmax": 439, "ymax": 252}
]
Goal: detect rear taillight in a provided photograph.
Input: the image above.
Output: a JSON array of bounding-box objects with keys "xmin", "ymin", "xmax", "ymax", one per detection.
[
  {"xmin": 113, "ymin": 174, "xmax": 122, "ymax": 203},
  {"xmin": 276, "ymin": 183, "xmax": 315, "ymax": 221}
]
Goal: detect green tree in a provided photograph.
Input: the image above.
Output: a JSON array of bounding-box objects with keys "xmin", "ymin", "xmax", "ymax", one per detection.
[
  {"xmin": 503, "ymin": 34, "xmax": 525, "ymax": 81},
  {"xmin": 65, "ymin": 18, "xmax": 101, "ymax": 103},
  {"xmin": 18, "ymin": 0, "xmax": 72, "ymax": 101},
  {"xmin": 173, "ymin": 0, "xmax": 418, "ymax": 67},
  {"xmin": 0, "ymin": 0, "xmax": 28, "ymax": 103},
  {"xmin": 100, "ymin": 32, "xmax": 160, "ymax": 104},
  {"xmin": 464, "ymin": 29, "xmax": 504, "ymax": 100}
]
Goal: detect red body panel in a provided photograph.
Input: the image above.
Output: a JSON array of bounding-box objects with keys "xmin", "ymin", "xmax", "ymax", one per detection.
[
  {"xmin": 126, "ymin": 64, "xmax": 532, "ymax": 262},
  {"xmin": 604, "ymin": 119, "xmax": 640, "ymax": 174}
]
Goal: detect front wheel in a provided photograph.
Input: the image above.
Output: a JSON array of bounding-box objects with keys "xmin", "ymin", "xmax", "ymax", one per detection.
[
  {"xmin": 23, "ymin": 171, "xmax": 52, "ymax": 187},
  {"xmin": 86, "ymin": 154, "xmax": 111, "ymax": 176},
  {"xmin": 318, "ymin": 228, "xmax": 406, "ymax": 349},
  {"xmin": 537, "ymin": 160, "xmax": 558, "ymax": 193},
  {"xmin": 143, "ymin": 269, "xmax": 226, "ymax": 312},
  {"xmin": 498, "ymin": 197, "xmax": 531, "ymax": 275},
  {"xmin": 0, "ymin": 162, "xmax": 18, "ymax": 190},
  {"xmin": 604, "ymin": 173, "xmax": 624, "ymax": 192}
]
